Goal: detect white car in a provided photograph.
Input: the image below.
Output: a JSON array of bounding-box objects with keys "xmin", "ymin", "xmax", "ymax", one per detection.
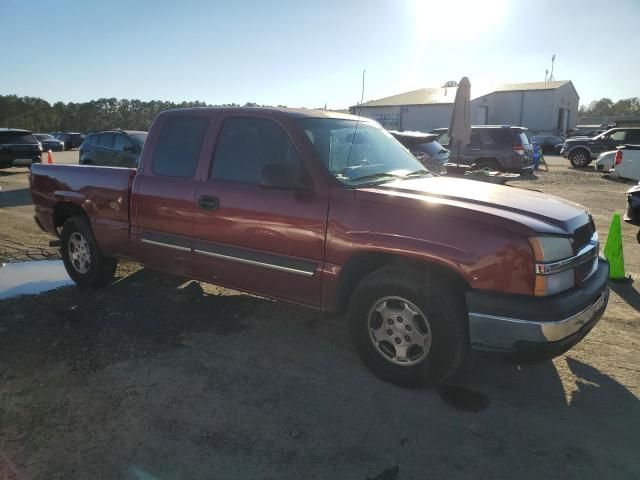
[
  {"xmin": 609, "ymin": 145, "xmax": 640, "ymax": 181},
  {"xmin": 595, "ymin": 150, "xmax": 617, "ymax": 172}
]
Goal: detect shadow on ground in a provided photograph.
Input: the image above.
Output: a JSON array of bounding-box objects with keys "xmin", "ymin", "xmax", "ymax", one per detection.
[
  {"xmin": 610, "ymin": 278, "xmax": 640, "ymax": 313},
  {"xmin": 0, "ymin": 187, "xmax": 32, "ymax": 208},
  {"xmin": 0, "ymin": 266, "xmax": 638, "ymax": 479}
]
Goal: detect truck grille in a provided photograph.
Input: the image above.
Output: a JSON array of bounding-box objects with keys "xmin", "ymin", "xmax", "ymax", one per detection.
[
  {"xmin": 573, "ymin": 220, "xmax": 597, "ymax": 285},
  {"xmin": 573, "ymin": 220, "xmax": 595, "ymax": 252}
]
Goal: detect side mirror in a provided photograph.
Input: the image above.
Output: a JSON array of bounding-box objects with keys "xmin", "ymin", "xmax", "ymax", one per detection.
[
  {"xmin": 123, "ymin": 144, "xmax": 135, "ymax": 153},
  {"xmin": 259, "ymin": 163, "xmax": 308, "ymax": 190}
]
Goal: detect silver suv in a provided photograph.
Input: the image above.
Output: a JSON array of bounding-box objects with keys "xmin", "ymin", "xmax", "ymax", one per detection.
[{"xmin": 430, "ymin": 125, "xmax": 534, "ymax": 173}]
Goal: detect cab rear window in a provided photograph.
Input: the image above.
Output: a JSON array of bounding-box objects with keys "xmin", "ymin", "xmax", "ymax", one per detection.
[{"xmin": 152, "ymin": 116, "xmax": 209, "ymax": 177}]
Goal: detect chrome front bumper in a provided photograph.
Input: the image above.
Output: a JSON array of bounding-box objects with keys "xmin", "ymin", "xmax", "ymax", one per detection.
[{"xmin": 469, "ymin": 290, "xmax": 608, "ymax": 352}]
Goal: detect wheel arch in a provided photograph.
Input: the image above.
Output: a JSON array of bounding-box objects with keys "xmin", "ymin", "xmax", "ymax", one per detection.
[
  {"xmin": 53, "ymin": 202, "xmax": 89, "ymax": 232},
  {"xmin": 333, "ymin": 251, "xmax": 470, "ymax": 314}
]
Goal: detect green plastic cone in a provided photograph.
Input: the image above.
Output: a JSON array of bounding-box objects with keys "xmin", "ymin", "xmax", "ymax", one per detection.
[{"xmin": 603, "ymin": 213, "xmax": 626, "ymax": 280}]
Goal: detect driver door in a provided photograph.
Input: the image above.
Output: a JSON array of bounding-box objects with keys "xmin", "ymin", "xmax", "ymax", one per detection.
[{"xmin": 192, "ymin": 114, "xmax": 329, "ymax": 307}]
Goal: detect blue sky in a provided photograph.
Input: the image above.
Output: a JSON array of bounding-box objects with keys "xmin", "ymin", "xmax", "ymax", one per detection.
[{"xmin": 1, "ymin": 0, "xmax": 638, "ymax": 108}]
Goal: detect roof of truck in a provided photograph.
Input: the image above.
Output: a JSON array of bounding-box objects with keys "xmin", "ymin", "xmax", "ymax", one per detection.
[{"xmin": 163, "ymin": 106, "xmax": 363, "ymax": 121}]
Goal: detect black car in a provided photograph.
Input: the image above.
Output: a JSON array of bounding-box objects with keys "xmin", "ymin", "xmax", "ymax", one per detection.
[
  {"xmin": 51, "ymin": 132, "xmax": 85, "ymax": 150},
  {"xmin": 530, "ymin": 135, "xmax": 564, "ymax": 154},
  {"xmin": 79, "ymin": 129, "xmax": 147, "ymax": 167},
  {"xmin": 0, "ymin": 128, "xmax": 42, "ymax": 169},
  {"xmin": 560, "ymin": 127, "xmax": 640, "ymax": 168},
  {"xmin": 34, "ymin": 133, "xmax": 65, "ymax": 152},
  {"xmin": 430, "ymin": 125, "xmax": 533, "ymax": 172}
]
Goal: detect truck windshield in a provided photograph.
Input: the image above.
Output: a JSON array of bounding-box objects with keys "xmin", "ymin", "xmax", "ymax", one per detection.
[{"xmin": 295, "ymin": 118, "xmax": 427, "ymax": 185}]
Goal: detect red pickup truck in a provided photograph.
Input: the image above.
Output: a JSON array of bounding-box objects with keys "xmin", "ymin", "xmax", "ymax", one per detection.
[{"xmin": 30, "ymin": 108, "xmax": 609, "ymax": 386}]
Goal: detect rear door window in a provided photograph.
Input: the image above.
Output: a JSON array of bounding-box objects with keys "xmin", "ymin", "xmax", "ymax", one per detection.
[
  {"xmin": 151, "ymin": 116, "xmax": 210, "ymax": 177},
  {"xmin": 98, "ymin": 134, "xmax": 115, "ymax": 148},
  {"xmin": 487, "ymin": 129, "xmax": 513, "ymax": 145},
  {"xmin": 626, "ymin": 130, "xmax": 640, "ymax": 142},
  {"xmin": 114, "ymin": 134, "xmax": 133, "ymax": 151}
]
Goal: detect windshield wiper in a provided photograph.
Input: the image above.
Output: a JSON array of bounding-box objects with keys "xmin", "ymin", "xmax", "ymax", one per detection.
[
  {"xmin": 348, "ymin": 172, "xmax": 405, "ymax": 184},
  {"xmin": 404, "ymin": 169, "xmax": 433, "ymax": 178}
]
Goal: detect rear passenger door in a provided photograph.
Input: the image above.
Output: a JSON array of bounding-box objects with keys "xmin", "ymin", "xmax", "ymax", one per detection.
[
  {"xmin": 97, "ymin": 133, "xmax": 115, "ymax": 165},
  {"xmin": 133, "ymin": 114, "xmax": 211, "ymax": 277},
  {"xmin": 114, "ymin": 134, "xmax": 137, "ymax": 167},
  {"xmin": 192, "ymin": 114, "xmax": 329, "ymax": 307}
]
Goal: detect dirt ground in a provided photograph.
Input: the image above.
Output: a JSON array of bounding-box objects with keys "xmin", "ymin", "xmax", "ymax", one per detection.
[{"xmin": 1, "ymin": 155, "xmax": 639, "ymax": 480}]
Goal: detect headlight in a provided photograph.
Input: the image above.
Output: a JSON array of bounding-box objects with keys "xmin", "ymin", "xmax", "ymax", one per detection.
[{"xmin": 529, "ymin": 236, "xmax": 575, "ymax": 296}]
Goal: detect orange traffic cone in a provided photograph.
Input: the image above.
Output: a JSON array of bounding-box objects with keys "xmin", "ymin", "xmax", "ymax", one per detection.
[{"xmin": 47, "ymin": 150, "xmax": 54, "ymax": 164}]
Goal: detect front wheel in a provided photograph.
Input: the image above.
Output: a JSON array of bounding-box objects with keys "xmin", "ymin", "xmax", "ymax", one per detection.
[
  {"xmin": 61, "ymin": 216, "xmax": 117, "ymax": 287},
  {"xmin": 569, "ymin": 150, "xmax": 591, "ymax": 168},
  {"xmin": 348, "ymin": 266, "xmax": 468, "ymax": 387}
]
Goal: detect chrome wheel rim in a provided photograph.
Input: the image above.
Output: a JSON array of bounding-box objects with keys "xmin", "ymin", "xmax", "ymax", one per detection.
[
  {"xmin": 573, "ymin": 152, "xmax": 587, "ymax": 166},
  {"xmin": 68, "ymin": 232, "xmax": 91, "ymax": 274},
  {"xmin": 368, "ymin": 296, "xmax": 432, "ymax": 366}
]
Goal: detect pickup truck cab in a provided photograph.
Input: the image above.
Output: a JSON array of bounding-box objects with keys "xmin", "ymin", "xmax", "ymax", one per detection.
[
  {"xmin": 561, "ymin": 127, "xmax": 640, "ymax": 167},
  {"xmin": 30, "ymin": 108, "xmax": 609, "ymax": 386}
]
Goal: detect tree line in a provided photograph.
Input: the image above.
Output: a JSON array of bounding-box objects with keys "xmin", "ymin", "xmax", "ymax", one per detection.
[
  {"xmin": 0, "ymin": 95, "xmax": 275, "ymax": 133},
  {"xmin": 578, "ymin": 97, "xmax": 640, "ymax": 117}
]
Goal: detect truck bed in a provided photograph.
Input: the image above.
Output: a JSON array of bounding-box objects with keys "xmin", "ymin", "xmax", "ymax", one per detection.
[{"xmin": 30, "ymin": 164, "xmax": 136, "ymax": 256}]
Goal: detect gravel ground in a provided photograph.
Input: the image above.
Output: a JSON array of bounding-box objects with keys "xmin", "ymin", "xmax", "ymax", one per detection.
[{"xmin": 0, "ymin": 155, "xmax": 639, "ymax": 480}]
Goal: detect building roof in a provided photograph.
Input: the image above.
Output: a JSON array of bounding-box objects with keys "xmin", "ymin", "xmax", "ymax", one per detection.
[{"xmin": 353, "ymin": 80, "xmax": 574, "ymax": 108}]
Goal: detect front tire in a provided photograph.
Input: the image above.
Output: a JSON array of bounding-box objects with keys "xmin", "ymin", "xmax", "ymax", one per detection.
[
  {"xmin": 348, "ymin": 266, "xmax": 468, "ymax": 387},
  {"xmin": 61, "ymin": 216, "xmax": 117, "ymax": 287},
  {"xmin": 569, "ymin": 149, "xmax": 591, "ymax": 168}
]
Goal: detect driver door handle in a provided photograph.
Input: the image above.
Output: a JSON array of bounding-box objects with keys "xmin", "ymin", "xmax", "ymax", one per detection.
[{"xmin": 197, "ymin": 195, "xmax": 219, "ymax": 211}]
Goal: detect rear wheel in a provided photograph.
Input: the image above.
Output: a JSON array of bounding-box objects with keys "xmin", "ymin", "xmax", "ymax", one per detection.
[
  {"xmin": 61, "ymin": 216, "xmax": 117, "ymax": 287},
  {"xmin": 348, "ymin": 265, "xmax": 468, "ymax": 387},
  {"xmin": 569, "ymin": 149, "xmax": 591, "ymax": 168}
]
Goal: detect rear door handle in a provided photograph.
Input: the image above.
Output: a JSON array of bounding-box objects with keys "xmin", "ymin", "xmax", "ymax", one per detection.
[{"xmin": 197, "ymin": 195, "xmax": 219, "ymax": 211}]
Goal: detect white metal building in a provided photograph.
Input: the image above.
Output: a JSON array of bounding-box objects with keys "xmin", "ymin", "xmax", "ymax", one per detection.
[{"xmin": 349, "ymin": 81, "xmax": 579, "ymax": 134}]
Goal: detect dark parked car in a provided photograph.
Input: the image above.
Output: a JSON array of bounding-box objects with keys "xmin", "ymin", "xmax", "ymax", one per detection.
[
  {"xmin": 79, "ymin": 130, "xmax": 147, "ymax": 167},
  {"xmin": 51, "ymin": 132, "xmax": 85, "ymax": 150},
  {"xmin": 430, "ymin": 125, "xmax": 533, "ymax": 172},
  {"xmin": 530, "ymin": 135, "xmax": 564, "ymax": 154},
  {"xmin": 389, "ymin": 130, "xmax": 449, "ymax": 172},
  {"xmin": 0, "ymin": 128, "xmax": 42, "ymax": 169},
  {"xmin": 34, "ymin": 133, "xmax": 65, "ymax": 152},
  {"xmin": 560, "ymin": 127, "xmax": 640, "ymax": 167}
]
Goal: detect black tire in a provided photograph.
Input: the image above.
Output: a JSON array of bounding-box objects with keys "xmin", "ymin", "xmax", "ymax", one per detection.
[
  {"xmin": 81, "ymin": 159, "xmax": 94, "ymax": 165},
  {"xmin": 637, "ymin": 229, "xmax": 640, "ymax": 245},
  {"xmin": 472, "ymin": 158, "xmax": 502, "ymax": 171},
  {"xmin": 347, "ymin": 265, "xmax": 469, "ymax": 387},
  {"xmin": 569, "ymin": 149, "xmax": 591, "ymax": 168},
  {"xmin": 61, "ymin": 216, "xmax": 117, "ymax": 288}
]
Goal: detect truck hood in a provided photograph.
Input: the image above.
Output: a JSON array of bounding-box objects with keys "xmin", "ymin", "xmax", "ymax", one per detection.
[{"xmin": 361, "ymin": 176, "xmax": 589, "ymax": 236}]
